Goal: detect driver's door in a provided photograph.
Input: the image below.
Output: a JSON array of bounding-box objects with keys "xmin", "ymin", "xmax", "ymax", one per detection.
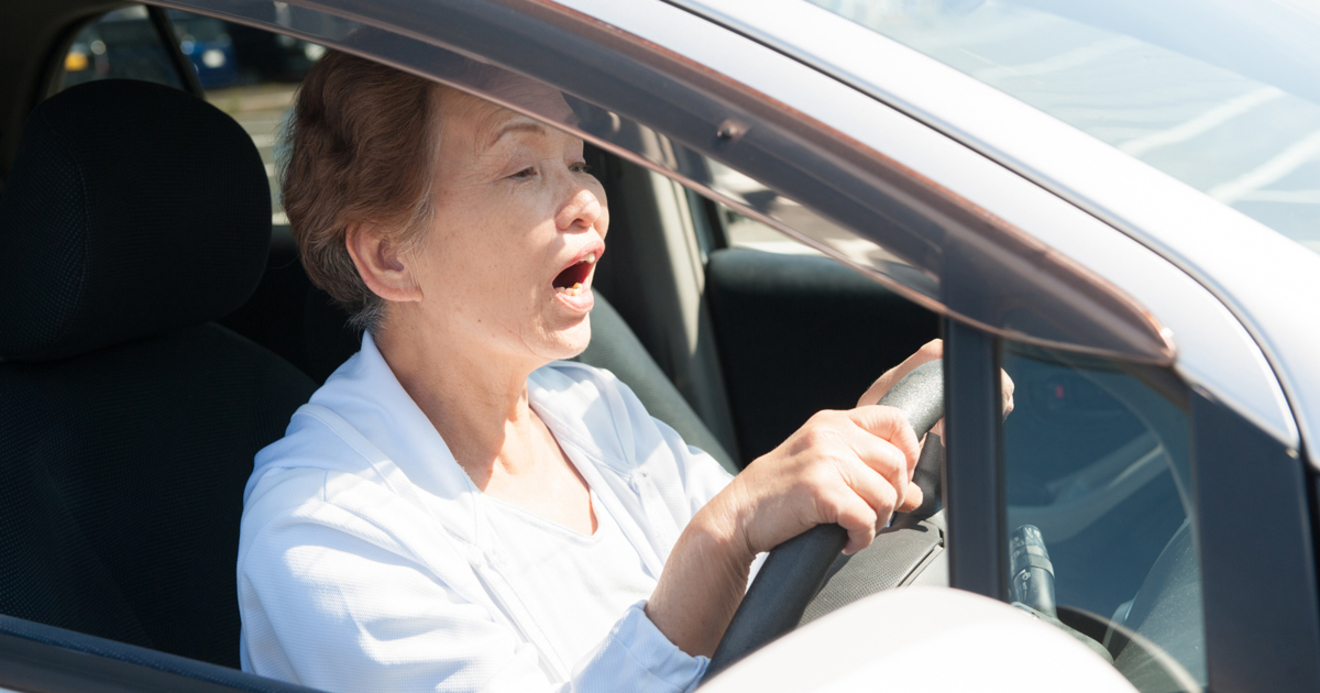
[{"xmin": 942, "ymin": 326, "xmax": 1320, "ymax": 693}]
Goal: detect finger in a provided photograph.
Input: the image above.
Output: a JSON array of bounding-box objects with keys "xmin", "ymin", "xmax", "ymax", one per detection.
[
  {"xmin": 834, "ymin": 454, "xmax": 901, "ymax": 529},
  {"xmin": 856, "ymin": 339, "xmax": 943, "ymax": 407},
  {"xmin": 1001, "ymin": 369, "xmax": 1016, "ymax": 418},
  {"xmin": 900, "ymin": 479, "xmax": 924, "ymax": 513},
  {"xmin": 826, "ymin": 488, "xmax": 882, "ymax": 555},
  {"xmin": 847, "ymin": 432, "xmax": 924, "ymax": 513},
  {"xmin": 846, "ymin": 405, "xmax": 921, "ymax": 474},
  {"xmin": 837, "ymin": 424, "xmax": 912, "ymax": 508}
]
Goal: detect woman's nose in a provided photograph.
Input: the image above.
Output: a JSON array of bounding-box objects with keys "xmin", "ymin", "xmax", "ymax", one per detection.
[{"xmin": 555, "ymin": 183, "xmax": 602, "ymax": 232}]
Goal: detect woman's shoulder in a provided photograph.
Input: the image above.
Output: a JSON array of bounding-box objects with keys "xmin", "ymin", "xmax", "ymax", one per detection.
[
  {"xmin": 239, "ymin": 405, "xmax": 468, "ymax": 572},
  {"xmin": 530, "ymin": 361, "xmax": 718, "ymax": 476},
  {"xmin": 242, "ymin": 405, "xmax": 393, "ymax": 527}
]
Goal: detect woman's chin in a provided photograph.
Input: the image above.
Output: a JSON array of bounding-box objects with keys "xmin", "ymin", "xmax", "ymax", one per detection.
[{"xmin": 538, "ymin": 314, "xmax": 593, "ymax": 362}]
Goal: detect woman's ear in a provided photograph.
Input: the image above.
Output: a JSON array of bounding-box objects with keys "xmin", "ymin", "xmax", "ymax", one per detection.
[{"xmin": 345, "ymin": 223, "xmax": 424, "ymax": 303}]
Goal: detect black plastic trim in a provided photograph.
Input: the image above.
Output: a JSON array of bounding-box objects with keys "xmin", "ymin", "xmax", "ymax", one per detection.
[
  {"xmin": 1192, "ymin": 389, "xmax": 1320, "ymax": 692},
  {"xmin": 0, "ymin": 615, "xmax": 325, "ymax": 693},
  {"xmin": 943, "ymin": 319, "xmax": 1005, "ymax": 600},
  {"xmin": 147, "ymin": 5, "xmax": 204, "ymax": 97}
]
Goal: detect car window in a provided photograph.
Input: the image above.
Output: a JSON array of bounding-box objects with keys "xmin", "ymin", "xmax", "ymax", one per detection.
[
  {"xmin": 168, "ymin": 11, "xmax": 323, "ymax": 230},
  {"xmin": 55, "ymin": 5, "xmax": 324, "ymax": 229},
  {"xmin": 699, "ymin": 160, "xmax": 818, "ymax": 256},
  {"xmin": 1001, "ymin": 342, "xmax": 1203, "ymax": 691},
  {"xmin": 58, "ymin": 6, "xmax": 183, "ymax": 91}
]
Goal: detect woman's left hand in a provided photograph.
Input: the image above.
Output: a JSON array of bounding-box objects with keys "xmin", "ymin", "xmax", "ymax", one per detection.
[{"xmin": 856, "ymin": 339, "xmax": 1015, "ymax": 436}]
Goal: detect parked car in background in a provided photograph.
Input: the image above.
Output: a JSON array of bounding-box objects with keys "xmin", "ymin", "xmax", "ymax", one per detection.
[
  {"xmin": 168, "ymin": 8, "xmax": 238, "ymax": 89},
  {"xmin": 1, "ymin": 0, "xmax": 1319, "ymax": 692},
  {"xmin": 58, "ymin": 6, "xmax": 184, "ymax": 89}
]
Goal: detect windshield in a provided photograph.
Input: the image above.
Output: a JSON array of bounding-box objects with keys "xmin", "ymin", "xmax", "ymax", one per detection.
[{"xmin": 807, "ymin": 0, "xmax": 1320, "ymax": 257}]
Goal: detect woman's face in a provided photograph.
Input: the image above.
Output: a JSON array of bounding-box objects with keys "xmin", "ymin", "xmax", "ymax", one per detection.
[{"xmin": 405, "ymin": 80, "xmax": 609, "ymax": 366}]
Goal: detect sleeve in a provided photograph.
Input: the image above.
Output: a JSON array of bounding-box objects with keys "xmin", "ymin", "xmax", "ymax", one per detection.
[{"xmin": 239, "ymin": 485, "xmax": 709, "ymax": 693}]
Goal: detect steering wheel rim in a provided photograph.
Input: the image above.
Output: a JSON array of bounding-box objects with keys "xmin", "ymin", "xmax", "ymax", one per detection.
[{"xmin": 703, "ymin": 361, "xmax": 945, "ymax": 680}]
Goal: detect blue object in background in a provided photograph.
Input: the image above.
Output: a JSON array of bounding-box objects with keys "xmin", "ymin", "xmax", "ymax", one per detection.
[{"xmin": 171, "ymin": 12, "xmax": 238, "ymax": 89}]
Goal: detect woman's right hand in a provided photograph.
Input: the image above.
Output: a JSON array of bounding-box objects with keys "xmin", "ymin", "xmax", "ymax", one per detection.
[
  {"xmin": 707, "ymin": 405, "xmax": 922, "ymax": 560},
  {"xmin": 646, "ymin": 405, "xmax": 922, "ymax": 656}
]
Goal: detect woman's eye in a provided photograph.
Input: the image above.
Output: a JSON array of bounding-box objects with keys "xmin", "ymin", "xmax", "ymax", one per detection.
[
  {"xmin": 570, "ymin": 161, "xmax": 592, "ymax": 175},
  {"xmin": 509, "ymin": 166, "xmax": 536, "ymax": 180}
]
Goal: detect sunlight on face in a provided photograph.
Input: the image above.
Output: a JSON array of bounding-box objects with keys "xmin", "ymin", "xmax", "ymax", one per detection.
[{"xmin": 405, "ymin": 78, "xmax": 609, "ymax": 367}]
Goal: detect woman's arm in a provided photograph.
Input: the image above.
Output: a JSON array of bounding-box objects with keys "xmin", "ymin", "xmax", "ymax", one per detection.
[
  {"xmin": 646, "ymin": 404, "xmax": 922, "ymax": 656},
  {"xmin": 644, "ymin": 341, "xmax": 962, "ymax": 657},
  {"xmin": 645, "ymin": 338, "xmax": 1015, "ymax": 657}
]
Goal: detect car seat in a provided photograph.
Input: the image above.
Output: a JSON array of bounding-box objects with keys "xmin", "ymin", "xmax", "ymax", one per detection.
[{"xmin": 0, "ymin": 79, "xmax": 317, "ymax": 668}]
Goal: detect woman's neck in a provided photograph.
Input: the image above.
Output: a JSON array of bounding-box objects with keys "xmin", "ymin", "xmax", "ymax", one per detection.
[
  {"xmin": 372, "ymin": 312, "xmax": 597, "ymax": 535},
  {"xmin": 371, "ymin": 317, "xmax": 544, "ymax": 488}
]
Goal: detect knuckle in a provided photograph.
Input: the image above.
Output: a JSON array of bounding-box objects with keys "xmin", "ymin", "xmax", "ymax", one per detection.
[
  {"xmin": 841, "ymin": 502, "xmax": 878, "ymax": 532},
  {"xmin": 802, "ymin": 424, "xmax": 844, "ymax": 450},
  {"xmin": 797, "ymin": 427, "xmax": 828, "ymax": 450},
  {"xmin": 808, "ymin": 462, "xmax": 845, "ymax": 491},
  {"xmin": 865, "ymin": 475, "xmax": 896, "ymax": 508}
]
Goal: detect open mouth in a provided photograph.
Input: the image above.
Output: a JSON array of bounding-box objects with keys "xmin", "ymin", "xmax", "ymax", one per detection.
[{"xmin": 552, "ymin": 252, "xmax": 597, "ymax": 297}]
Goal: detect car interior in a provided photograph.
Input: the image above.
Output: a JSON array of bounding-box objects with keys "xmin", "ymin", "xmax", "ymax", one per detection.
[
  {"xmin": 0, "ymin": 0, "xmax": 938, "ymax": 674},
  {"xmin": 0, "ymin": 2, "xmax": 1210, "ymax": 692}
]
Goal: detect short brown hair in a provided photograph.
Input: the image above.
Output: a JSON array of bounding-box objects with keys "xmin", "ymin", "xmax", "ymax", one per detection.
[{"xmin": 281, "ymin": 51, "xmax": 439, "ymax": 331}]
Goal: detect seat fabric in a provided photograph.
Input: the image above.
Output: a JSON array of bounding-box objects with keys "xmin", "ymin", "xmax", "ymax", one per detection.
[
  {"xmin": 0, "ymin": 78, "xmax": 316, "ymax": 669},
  {"xmin": 0, "ymin": 325, "xmax": 316, "ymax": 667}
]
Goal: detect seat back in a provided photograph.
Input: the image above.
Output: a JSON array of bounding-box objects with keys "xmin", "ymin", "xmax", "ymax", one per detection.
[{"xmin": 0, "ymin": 80, "xmax": 316, "ymax": 668}]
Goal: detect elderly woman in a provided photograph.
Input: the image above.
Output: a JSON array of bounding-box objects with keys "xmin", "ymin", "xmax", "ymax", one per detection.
[{"xmin": 237, "ymin": 52, "xmax": 949, "ymax": 692}]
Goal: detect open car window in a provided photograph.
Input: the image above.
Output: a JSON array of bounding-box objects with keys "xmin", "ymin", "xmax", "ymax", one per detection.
[
  {"xmin": 1001, "ymin": 342, "xmax": 1203, "ymax": 691},
  {"xmin": 162, "ymin": 0, "xmax": 1172, "ymax": 366},
  {"xmin": 54, "ymin": 4, "xmax": 324, "ymax": 229},
  {"xmin": 57, "ymin": 6, "xmax": 183, "ymax": 91}
]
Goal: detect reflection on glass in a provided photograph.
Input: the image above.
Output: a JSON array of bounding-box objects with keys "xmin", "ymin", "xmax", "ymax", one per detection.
[
  {"xmin": 1001, "ymin": 342, "xmax": 1203, "ymax": 692},
  {"xmin": 562, "ymin": 90, "xmax": 940, "ymax": 300},
  {"xmin": 808, "ymin": 0, "xmax": 1320, "ymax": 255}
]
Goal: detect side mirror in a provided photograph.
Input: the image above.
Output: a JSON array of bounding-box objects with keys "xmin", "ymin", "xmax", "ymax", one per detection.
[{"xmin": 700, "ymin": 587, "xmax": 1138, "ymax": 693}]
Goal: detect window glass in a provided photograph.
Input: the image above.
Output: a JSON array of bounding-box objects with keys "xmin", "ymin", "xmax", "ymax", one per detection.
[
  {"xmin": 706, "ymin": 158, "xmax": 906, "ymax": 259},
  {"xmin": 57, "ymin": 5, "xmax": 323, "ymax": 228},
  {"xmin": 1001, "ymin": 342, "xmax": 1203, "ymax": 691},
  {"xmin": 59, "ymin": 6, "xmax": 182, "ymax": 90},
  {"xmin": 166, "ymin": 11, "xmax": 322, "ymax": 229},
  {"xmin": 714, "ymin": 204, "xmax": 821, "ymax": 256},
  {"xmin": 154, "ymin": 0, "xmax": 1171, "ymax": 363}
]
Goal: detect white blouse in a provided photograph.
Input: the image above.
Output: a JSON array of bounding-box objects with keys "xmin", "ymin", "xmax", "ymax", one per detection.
[
  {"xmin": 237, "ymin": 332, "xmax": 738, "ymax": 692},
  {"xmin": 482, "ymin": 490, "xmax": 657, "ymax": 668}
]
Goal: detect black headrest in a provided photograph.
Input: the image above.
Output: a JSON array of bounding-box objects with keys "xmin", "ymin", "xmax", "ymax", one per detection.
[{"xmin": 0, "ymin": 79, "xmax": 270, "ymax": 362}]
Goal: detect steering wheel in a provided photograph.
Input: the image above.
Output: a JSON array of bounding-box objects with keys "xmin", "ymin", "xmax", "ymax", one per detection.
[{"xmin": 703, "ymin": 362, "xmax": 946, "ymax": 680}]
